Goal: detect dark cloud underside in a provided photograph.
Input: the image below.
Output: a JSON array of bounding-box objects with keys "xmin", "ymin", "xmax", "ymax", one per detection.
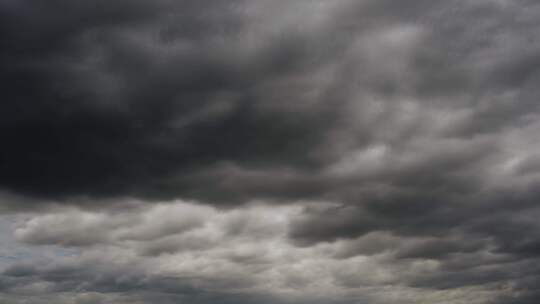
[{"xmin": 2, "ymin": 0, "xmax": 540, "ymax": 303}]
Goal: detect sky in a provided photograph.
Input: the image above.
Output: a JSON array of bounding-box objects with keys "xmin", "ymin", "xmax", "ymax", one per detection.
[{"xmin": 1, "ymin": 0, "xmax": 540, "ymax": 303}]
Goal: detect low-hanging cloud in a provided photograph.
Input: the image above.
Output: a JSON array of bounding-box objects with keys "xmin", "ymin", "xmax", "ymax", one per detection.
[{"xmin": 2, "ymin": 0, "xmax": 540, "ymax": 303}]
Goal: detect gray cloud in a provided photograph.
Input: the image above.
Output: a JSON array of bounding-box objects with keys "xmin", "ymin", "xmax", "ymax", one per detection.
[
  {"xmin": 2, "ymin": 0, "xmax": 540, "ymax": 303},
  {"xmin": 0, "ymin": 201, "xmax": 526, "ymax": 303}
]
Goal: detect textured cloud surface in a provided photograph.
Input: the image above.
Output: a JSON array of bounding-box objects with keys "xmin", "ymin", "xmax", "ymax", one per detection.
[{"xmin": 1, "ymin": 0, "xmax": 540, "ymax": 303}]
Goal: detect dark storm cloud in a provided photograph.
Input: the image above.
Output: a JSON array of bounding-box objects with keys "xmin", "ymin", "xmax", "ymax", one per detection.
[
  {"xmin": 0, "ymin": 0, "xmax": 338, "ymax": 201},
  {"xmin": 2, "ymin": 0, "xmax": 538, "ymax": 205},
  {"xmin": 2, "ymin": 0, "xmax": 540, "ymax": 303}
]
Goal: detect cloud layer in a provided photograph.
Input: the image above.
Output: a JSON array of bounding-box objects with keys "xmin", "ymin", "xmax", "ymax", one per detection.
[
  {"xmin": 1, "ymin": 0, "xmax": 540, "ymax": 303},
  {"xmin": 3, "ymin": 201, "xmax": 536, "ymax": 304}
]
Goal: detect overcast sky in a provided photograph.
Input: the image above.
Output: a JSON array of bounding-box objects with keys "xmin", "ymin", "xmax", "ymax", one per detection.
[{"xmin": 1, "ymin": 0, "xmax": 540, "ymax": 303}]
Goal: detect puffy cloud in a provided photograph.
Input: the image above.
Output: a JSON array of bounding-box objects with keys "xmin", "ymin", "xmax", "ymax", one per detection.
[{"xmin": 0, "ymin": 200, "xmax": 535, "ymax": 303}]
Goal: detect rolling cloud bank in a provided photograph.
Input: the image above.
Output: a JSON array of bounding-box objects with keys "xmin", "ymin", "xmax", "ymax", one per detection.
[{"xmin": 1, "ymin": 0, "xmax": 540, "ymax": 303}]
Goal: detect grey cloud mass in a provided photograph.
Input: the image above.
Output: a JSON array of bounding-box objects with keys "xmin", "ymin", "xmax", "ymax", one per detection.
[{"xmin": 1, "ymin": 0, "xmax": 540, "ymax": 303}]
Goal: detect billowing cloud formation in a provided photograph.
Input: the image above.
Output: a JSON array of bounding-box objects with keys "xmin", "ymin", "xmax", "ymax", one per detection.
[
  {"xmin": 1, "ymin": 0, "xmax": 540, "ymax": 303},
  {"xmin": 1, "ymin": 201, "xmax": 537, "ymax": 304}
]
